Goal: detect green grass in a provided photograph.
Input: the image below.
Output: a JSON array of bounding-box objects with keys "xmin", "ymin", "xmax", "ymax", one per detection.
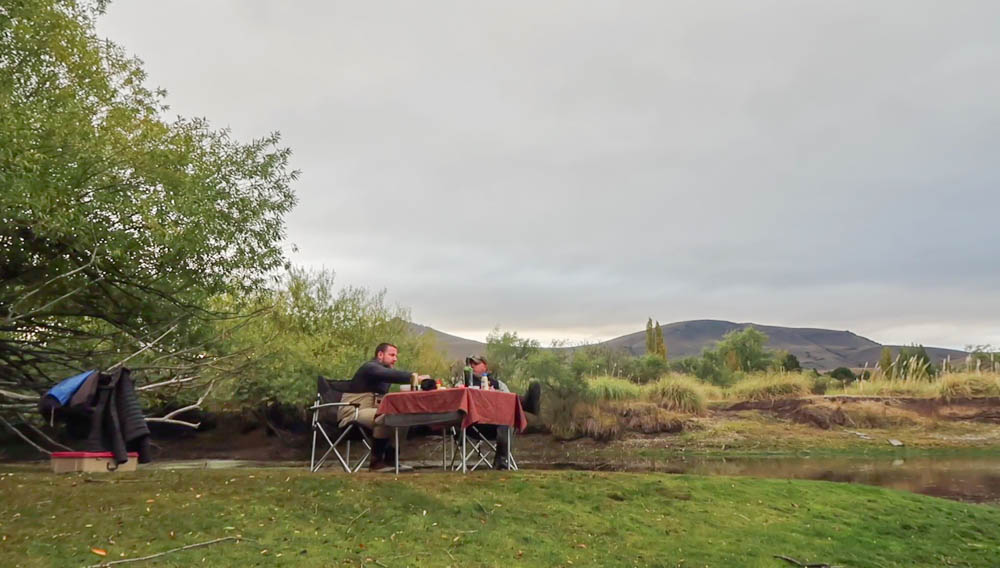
[
  {"xmin": 585, "ymin": 375, "xmax": 642, "ymax": 401},
  {"xmin": 1, "ymin": 468, "xmax": 998, "ymax": 567}
]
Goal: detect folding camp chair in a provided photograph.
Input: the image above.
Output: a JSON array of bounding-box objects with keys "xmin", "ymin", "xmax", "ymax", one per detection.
[
  {"xmin": 453, "ymin": 424, "xmax": 518, "ymax": 472},
  {"xmin": 309, "ymin": 376, "xmax": 374, "ymax": 473}
]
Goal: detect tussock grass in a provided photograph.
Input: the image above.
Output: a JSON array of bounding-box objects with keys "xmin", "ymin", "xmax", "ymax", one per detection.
[
  {"xmin": 728, "ymin": 373, "xmax": 811, "ymax": 401},
  {"xmin": 611, "ymin": 401, "xmax": 685, "ymax": 434},
  {"xmin": 938, "ymin": 373, "xmax": 1000, "ymax": 400},
  {"xmin": 643, "ymin": 375, "xmax": 707, "ymax": 415},
  {"xmin": 836, "ymin": 400, "xmax": 924, "ymax": 428},
  {"xmin": 586, "ymin": 375, "xmax": 642, "ymax": 401},
  {"xmin": 829, "ymin": 378, "xmax": 938, "ymax": 398},
  {"xmin": 556, "ymin": 400, "xmax": 686, "ymax": 441}
]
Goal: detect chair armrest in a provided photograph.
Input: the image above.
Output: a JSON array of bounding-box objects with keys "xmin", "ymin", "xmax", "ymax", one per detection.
[{"xmin": 309, "ymin": 402, "xmax": 360, "ymax": 411}]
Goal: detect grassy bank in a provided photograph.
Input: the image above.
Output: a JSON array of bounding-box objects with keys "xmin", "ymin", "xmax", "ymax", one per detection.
[{"xmin": 1, "ymin": 468, "xmax": 998, "ymax": 567}]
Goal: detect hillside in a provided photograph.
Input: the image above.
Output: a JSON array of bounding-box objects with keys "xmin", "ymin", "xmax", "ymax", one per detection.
[{"xmin": 411, "ymin": 319, "xmax": 967, "ymax": 370}]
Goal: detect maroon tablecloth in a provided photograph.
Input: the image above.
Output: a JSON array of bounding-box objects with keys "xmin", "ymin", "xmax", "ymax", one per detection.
[{"xmin": 377, "ymin": 388, "xmax": 527, "ymax": 432}]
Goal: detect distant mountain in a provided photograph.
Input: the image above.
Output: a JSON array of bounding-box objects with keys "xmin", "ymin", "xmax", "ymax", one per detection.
[
  {"xmin": 595, "ymin": 319, "xmax": 967, "ymax": 370},
  {"xmin": 407, "ymin": 322, "xmax": 486, "ymax": 360},
  {"xmin": 411, "ymin": 319, "xmax": 968, "ymax": 370}
]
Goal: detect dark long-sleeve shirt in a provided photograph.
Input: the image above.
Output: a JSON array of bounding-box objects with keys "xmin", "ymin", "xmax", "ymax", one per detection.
[{"xmin": 348, "ymin": 360, "xmax": 414, "ymax": 395}]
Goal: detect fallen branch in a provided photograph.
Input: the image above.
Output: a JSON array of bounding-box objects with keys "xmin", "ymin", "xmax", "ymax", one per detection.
[
  {"xmin": 774, "ymin": 555, "xmax": 839, "ymax": 568},
  {"xmin": 347, "ymin": 507, "xmax": 370, "ymax": 528},
  {"xmin": 88, "ymin": 536, "xmax": 241, "ymax": 567},
  {"xmin": 0, "ymin": 415, "xmax": 50, "ymax": 455}
]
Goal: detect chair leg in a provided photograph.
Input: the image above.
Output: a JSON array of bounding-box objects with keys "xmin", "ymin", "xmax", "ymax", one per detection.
[{"xmin": 310, "ymin": 421, "xmax": 318, "ymax": 471}]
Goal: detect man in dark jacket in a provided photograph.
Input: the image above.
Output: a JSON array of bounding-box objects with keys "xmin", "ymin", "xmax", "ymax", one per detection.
[
  {"xmin": 465, "ymin": 355, "xmax": 540, "ymax": 470},
  {"xmin": 340, "ymin": 343, "xmax": 429, "ymax": 472}
]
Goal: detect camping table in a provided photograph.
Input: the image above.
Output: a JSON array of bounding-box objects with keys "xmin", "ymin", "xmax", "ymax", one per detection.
[{"xmin": 377, "ymin": 388, "xmax": 527, "ymax": 474}]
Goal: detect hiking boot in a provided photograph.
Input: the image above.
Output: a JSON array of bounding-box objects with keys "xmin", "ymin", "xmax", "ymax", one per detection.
[
  {"xmin": 522, "ymin": 381, "xmax": 542, "ymax": 415},
  {"xmin": 380, "ymin": 445, "xmax": 413, "ymax": 472},
  {"xmin": 493, "ymin": 455, "xmax": 510, "ymax": 470},
  {"xmin": 368, "ymin": 457, "xmax": 394, "ymax": 473}
]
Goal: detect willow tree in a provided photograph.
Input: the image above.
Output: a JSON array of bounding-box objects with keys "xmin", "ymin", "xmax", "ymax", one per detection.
[{"xmin": 1, "ymin": 0, "xmax": 297, "ymax": 404}]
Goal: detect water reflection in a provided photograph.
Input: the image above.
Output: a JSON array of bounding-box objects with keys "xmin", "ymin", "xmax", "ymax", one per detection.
[{"xmin": 542, "ymin": 456, "xmax": 1000, "ymax": 505}]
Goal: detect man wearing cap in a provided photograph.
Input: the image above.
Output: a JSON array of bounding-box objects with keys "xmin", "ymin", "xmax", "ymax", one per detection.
[
  {"xmin": 341, "ymin": 342, "xmax": 430, "ymax": 472},
  {"xmin": 464, "ymin": 355, "xmax": 541, "ymax": 470}
]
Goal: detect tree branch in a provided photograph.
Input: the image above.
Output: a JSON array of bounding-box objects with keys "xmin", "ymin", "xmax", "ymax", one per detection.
[
  {"xmin": 0, "ymin": 415, "xmax": 51, "ymax": 455},
  {"xmin": 87, "ymin": 536, "xmax": 241, "ymax": 567},
  {"xmin": 15, "ymin": 412, "xmax": 73, "ymax": 451}
]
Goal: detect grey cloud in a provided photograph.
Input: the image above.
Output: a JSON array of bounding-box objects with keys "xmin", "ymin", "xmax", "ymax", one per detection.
[{"xmin": 98, "ymin": 0, "xmax": 1000, "ymax": 348}]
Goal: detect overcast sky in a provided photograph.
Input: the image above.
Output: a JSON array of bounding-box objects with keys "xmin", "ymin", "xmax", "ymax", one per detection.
[{"xmin": 97, "ymin": 1, "xmax": 1000, "ymax": 349}]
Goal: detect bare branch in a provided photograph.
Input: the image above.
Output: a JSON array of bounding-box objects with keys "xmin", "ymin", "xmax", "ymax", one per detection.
[
  {"xmin": 0, "ymin": 388, "xmax": 38, "ymax": 401},
  {"xmin": 107, "ymin": 324, "xmax": 178, "ymax": 371},
  {"xmin": 136, "ymin": 375, "xmax": 199, "ymax": 391},
  {"xmin": 0, "ymin": 415, "xmax": 51, "ymax": 455},
  {"xmin": 6, "ymin": 248, "xmax": 99, "ymax": 321},
  {"xmin": 144, "ymin": 380, "xmax": 215, "ymax": 429},
  {"xmin": 87, "ymin": 536, "xmax": 241, "ymax": 567},
  {"xmin": 144, "ymin": 417, "xmax": 201, "ymax": 429},
  {"xmin": 14, "ymin": 412, "xmax": 73, "ymax": 451}
]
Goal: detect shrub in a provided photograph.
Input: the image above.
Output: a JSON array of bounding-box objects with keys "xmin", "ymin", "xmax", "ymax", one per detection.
[
  {"xmin": 729, "ymin": 373, "xmax": 811, "ymax": 401},
  {"xmin": 938, "ymin": 373, "xmax": 1000, "ymax": 401},
  {"xmin": 586, "ymin": 376, "xmax": 642, "ymax": 401},
  {"xmin": 810, "ymin": 376, "xmax": 841, "ymax": 395},
  {"xmin": 643, "ymin": 376, "xmax": 707, "ymax": 415},
  {"xmin": 830, "ymin": 367, "xmax": 856, "ymax": 382}
]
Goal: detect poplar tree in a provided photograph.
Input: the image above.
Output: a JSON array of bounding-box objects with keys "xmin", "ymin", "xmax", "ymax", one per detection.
[
  {"xmin": 654, "ymin": 321, "xmax": 667, "ymax": 360},
  {"xmin": 645, "ymin": 318, "xmax": 655, "ymax": 354},
  {"xmin": 878, "ymin": 346, "xmax": 894, "ymax": 379}
]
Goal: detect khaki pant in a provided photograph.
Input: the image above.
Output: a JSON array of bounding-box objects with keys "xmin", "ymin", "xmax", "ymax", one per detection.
[{"xmin": 338, "ymin": 392, "xmax": 391, "ymax": 439}]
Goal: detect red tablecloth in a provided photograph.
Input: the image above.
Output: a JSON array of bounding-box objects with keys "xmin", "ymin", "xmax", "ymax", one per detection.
[{"xmin": 377, "ymin": 388, "xmax": 527, "ymax": 432}]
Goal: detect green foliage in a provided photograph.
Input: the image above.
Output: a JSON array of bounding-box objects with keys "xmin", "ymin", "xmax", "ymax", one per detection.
[
  {"xmin": 898, "ymin": 345, "xmax": 936, "ymax": 379},
  {"xmin": 211, "ymin": 267, "xmax": 450, "ymax": 408},
  {"xmin": 690, "ymin": 327, "xmax": 774, "ymax": 386},
  {"xmin": 878, "ymin": 346, "xmax": 894, "ymax": 379},
  {"xmin": 829, "ymin": 367, "xmax": 856, "ymax": 382},
  {"xmin": 569, "ymin": 344, "xmax": 633, "ymax": 379},
  {"xmin": 644, "ymin": 317, "xmax": 654, "ymax": 355},
  {"xmin": 810, "ymin": 375, "xmax": 838, "ymax": 395},
  {"xmin": 625, "ymin": 354, "xmax": 670, "ymax": 383},
  {"xmin": 484, "ymin": 329, "xmax": 540, "ymax": 379},
  {"xmin": 1, "ymin": 0, "xmax": 296, "ymax": 388},
  {"xmin": 776, "ymin": 351, "xmax": 801, "ymax": 372},
  {"xmin": 654, "ymin": 320, "xmax": 667, "ymax": 359}
]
